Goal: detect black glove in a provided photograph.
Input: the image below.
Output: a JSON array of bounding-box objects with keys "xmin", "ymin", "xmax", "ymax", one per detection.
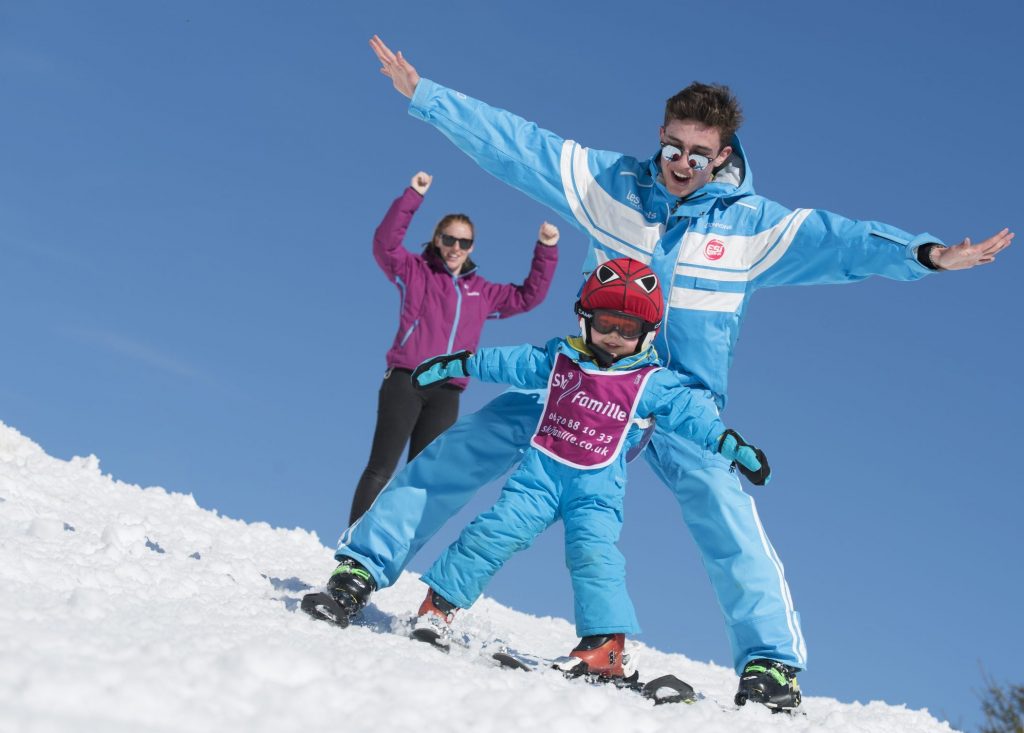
[
  {"xmin": 411, "ymin": 350, "xmax": 472, "ymax": 389},
  {"xmin": 717, "ymin": 429, "xmax": 771, "ymax": 486}
]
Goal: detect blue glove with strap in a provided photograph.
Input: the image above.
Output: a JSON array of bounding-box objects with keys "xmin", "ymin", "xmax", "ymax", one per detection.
[
  {"xmin": 718, "ymin": 429, "xmax": 771, "ymax": 486},
  {"xmin": 411, "ymin": 350, "xmax": 472, "ymax": 389}
]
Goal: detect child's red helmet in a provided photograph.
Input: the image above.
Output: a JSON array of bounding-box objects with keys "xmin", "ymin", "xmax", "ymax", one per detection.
[{"xmin": 574, "ymin": 257, "xmax": 663, "ymax": 357}]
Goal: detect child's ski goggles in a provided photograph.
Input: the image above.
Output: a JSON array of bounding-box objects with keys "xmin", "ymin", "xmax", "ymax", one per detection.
[{"xmin": 589, "ymin": 309, "xmax": 650, "ymax": 340}]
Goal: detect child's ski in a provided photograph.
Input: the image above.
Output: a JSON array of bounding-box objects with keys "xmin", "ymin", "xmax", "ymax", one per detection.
[{"xmin": 491, "ymin": 646, "xmax": 699, "ymax": 705}]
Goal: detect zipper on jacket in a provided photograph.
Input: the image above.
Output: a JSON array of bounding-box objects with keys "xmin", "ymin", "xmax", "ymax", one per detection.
[
  {"xmin": 659, "ymin": 216, "xmax": 691, "ymax": 370},
  {"xmin": 399, "ymin": 319, "xmax": 419, "ymax": 346},
  {"xmin": 395, "ymin": 275, "xmax": 408, "ymax": 314},
  {"xmin": 446, "ymin": 274, "xmax": 464, "ymax": 353}
]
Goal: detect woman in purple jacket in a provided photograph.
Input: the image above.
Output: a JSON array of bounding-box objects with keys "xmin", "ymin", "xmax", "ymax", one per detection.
[{"xmin": 348, "ymin": 171, "xmax": 559, "ymax": 523}]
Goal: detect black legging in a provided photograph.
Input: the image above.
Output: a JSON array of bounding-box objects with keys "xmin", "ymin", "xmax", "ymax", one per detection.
[{"xmin": 348, "ymin": 368, "xmax": 462, "ymax": 524}]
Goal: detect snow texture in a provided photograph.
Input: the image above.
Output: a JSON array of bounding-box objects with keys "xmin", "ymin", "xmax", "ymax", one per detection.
[{"xmin": 0, "ymin": 421, "xmax": 959, "ymax": 733}]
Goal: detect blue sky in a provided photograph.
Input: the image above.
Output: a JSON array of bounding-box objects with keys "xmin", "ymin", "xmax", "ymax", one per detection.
[{"xmin": 2, "ymin": 1, "xmax": 1020, "ymax": 729}]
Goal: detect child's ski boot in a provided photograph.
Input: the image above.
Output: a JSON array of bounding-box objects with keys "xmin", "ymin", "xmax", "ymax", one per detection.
[
  {"xmin": 411, "ymin": 588, "xmax": 459, "ymax": 650},
  {"xmin": 553, "ymin": 634, "xmax": 638, "ymax": 683},
  {"xmin": 735, "ymin": 658, "xmax": 802, "ymax": 711}
]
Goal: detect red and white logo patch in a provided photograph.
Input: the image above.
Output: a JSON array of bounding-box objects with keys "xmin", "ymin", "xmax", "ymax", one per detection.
[{"xmin": 704, "ymin": 239, "xmax": 726, "ymax": 261}]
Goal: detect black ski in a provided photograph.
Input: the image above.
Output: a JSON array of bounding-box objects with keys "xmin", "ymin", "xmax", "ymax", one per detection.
[
  {"xmin": 491, "ymin": 647, "xmax": 698, "ymax": 705},
  {"xmin": 410, "ymin": 626, "xmax": 451, "ymax": 652},
  {"xmin": 300, "ymin": 591, "xmax": 356, "ymax": 628}
]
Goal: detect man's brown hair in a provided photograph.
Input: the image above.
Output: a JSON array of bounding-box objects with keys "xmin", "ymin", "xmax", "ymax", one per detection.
[{"xmin": 664, "ymin": 82, "xmax": 744, "ymax": 147}]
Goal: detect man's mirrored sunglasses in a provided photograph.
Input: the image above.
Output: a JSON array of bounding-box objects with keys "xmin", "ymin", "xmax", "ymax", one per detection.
[{"xmin": 661, "ymin": 143, "xmax": 713, "ymax": 172}]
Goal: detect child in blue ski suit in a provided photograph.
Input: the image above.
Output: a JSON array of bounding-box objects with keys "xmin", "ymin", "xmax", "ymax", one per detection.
[{"xmin": 406, "ymin": 258, "xmax": 768, "ymax": 678}]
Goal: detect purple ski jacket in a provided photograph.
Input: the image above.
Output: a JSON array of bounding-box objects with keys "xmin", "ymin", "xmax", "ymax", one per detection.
[{"xmin": 374, "ymin": 186, "xmax": 558, "ymax": 389}]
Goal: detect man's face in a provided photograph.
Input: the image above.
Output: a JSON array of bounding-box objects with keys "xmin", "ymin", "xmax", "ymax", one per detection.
[{"xmin": 658, "ymin": 119, "xmax": 733, "ymax": 198}]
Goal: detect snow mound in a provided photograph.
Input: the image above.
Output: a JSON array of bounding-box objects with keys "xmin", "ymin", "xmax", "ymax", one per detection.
[{"xmin": 0, "ymin": 421, "xmax": 957, "ymax": 732}]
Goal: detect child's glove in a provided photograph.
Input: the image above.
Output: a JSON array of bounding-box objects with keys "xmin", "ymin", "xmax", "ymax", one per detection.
[
  {"xmin": 717, "ymin": 429, "xmax": 771, "ymax": 486},
  {"xmin": 411, "ymin": 351, "xmax": 472, "ymax": 389}
]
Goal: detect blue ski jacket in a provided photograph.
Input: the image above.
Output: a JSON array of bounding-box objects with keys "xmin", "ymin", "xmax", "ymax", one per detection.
[
  {"xmin": 409, "ymin": 79, "xmax": 941, "ymax": 404},
  {"xmin": 465, "ymin": 336, "xmax": 727, "ymax": 453}
]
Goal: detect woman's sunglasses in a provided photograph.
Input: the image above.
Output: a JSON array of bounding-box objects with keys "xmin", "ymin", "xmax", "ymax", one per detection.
[{"xmin": 439, "ymin": 233, "xmax": 474, "ymax": 250}]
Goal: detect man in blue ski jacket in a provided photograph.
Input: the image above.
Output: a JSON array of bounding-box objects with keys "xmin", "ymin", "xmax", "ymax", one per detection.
[{"xmin": 317, "ymin": 36, "xmax": 1014, "ymax": 710}]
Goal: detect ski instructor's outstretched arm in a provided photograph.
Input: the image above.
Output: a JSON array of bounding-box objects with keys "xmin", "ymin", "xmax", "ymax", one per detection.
[
  {"xmin": 370, "ymin": 35, "xmax": 578, "ymax": 226},
  {"xmin": 369, "ymin": 34, "xmax": 1012, "ymax": 272}
]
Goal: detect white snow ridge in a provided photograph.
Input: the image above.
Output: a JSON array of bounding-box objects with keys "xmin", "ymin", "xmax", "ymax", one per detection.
[{"xmin": 0, "ymin": 421, "xmax": 957, "ymax": 733}]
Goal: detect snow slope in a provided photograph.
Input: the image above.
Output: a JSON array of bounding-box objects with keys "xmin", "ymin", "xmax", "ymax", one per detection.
[{"xmin": 0, "ymin": 421, "xmax": 959, "ymax": 733}]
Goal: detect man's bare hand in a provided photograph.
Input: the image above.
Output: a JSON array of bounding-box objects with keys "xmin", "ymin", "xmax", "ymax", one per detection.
[
  {"xmin": 369, "ymin": 35, "xmax": 420, "ymax": 99},
  {"xmin": 411, "ymin": 171, "xmax": 432, "ymax": 195},
  {"xmin": 931, "ymin": 228, "xmax": 1014, "ymax": 270}
]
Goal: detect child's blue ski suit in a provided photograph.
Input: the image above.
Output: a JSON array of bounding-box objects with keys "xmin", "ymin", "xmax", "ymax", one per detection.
[{"xmin": 422, "ymin": 337, "xmax": 725, "ymax": 636}]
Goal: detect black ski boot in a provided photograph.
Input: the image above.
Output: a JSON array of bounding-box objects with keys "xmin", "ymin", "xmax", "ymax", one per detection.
[
  {"xmin": 735, "ymin": 658, "xmax": 802, "ymax": 711},
  {"xmin": 300, "ymin": 557, "xmax": 376, "ymax": 628}
]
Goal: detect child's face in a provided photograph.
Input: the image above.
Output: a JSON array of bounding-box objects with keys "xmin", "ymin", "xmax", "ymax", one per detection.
[{"xmin": 590, "ymin": 329, "xmax": 641, "ymax": 358}]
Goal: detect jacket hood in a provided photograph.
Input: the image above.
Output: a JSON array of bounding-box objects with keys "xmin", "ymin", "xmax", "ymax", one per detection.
[
  {"xmin": 421, "ymin": 242, "xmax": 478, "ymax": 277},
  {"xmin": 645, "ymin": 133, "xmax": 755, "ymax": 218}
]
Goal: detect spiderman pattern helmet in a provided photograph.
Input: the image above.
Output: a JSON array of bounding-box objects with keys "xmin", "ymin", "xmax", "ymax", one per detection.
[{"xmin": 574, "ymin": 258, "xmax": 663, "ymax": 354}]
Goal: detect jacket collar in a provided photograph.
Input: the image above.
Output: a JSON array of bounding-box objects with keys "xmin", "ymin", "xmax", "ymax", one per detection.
[
  {"xmin": 644, "ymin": 133, "xmax": 754, "ymax": 220},
  {"xmin": 564, "ymin": 336, "xmax": 660, "ymax": 371},
  {"xmin": 422, "ymin": 243, "xmax": 477, "ymax": 277}
]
